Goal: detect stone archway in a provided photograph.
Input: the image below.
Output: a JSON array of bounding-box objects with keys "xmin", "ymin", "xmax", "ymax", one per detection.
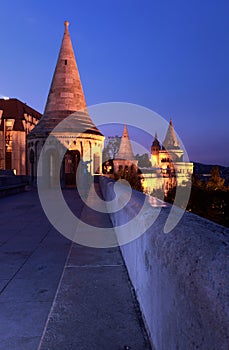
[{"xmin": 64, "ymin": 150, "xmax": 80, "ymax": 186}]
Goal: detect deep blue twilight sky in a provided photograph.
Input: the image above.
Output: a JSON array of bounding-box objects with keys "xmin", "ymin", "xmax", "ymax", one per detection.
[{"xmin": 0, "ymin": 0, "xmax": 228, "ymax": 166}]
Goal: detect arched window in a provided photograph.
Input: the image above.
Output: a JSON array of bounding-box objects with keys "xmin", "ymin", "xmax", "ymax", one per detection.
[{"xmin": 93, "ymin": 153, "xmax": 100, "ymax": 174}]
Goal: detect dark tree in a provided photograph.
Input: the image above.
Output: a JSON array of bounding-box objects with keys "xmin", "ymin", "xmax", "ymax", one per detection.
[
  {"xmin": 135, "ymin": 153, "xmax": 152, "ymax": 168},
  {"xmin": 114, "ymin": 167, "xmax": 143, "ymax": 192},
  {"xmin": 103, "ymin": 136, "xmax": 121, "ymax": 162},
  {"xmin": 151, "ymin": 188, "xmax": 164, "ymax": 201},
  {"xmin": 206, "ymin": 166, "xmax": 225, "ymax": 190}
]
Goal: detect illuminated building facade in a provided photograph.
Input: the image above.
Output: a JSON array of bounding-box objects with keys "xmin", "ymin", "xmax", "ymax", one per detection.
[{"xmin": 0, "ymin": 98, "xmax": 41, "ymax": 175}]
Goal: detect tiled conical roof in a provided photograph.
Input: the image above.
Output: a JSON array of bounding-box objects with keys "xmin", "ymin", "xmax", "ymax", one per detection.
[
  {"xmin": 163, "ymin": 118, "xmax": 180, "ymax": 149},
  {"xmin": 29, "ymin": 21, "xmax": 102, "ymax": 137},
  {"xmin": 115, "ymin": 124, "xmax": 135, "ymax": 160}
]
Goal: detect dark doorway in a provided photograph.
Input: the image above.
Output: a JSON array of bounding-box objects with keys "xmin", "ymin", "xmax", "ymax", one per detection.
[
  {"xmin": 29, "ymin": 149, "xmax": 35, "ymax": 181},
  {"xmin": 5, "ymin": 151, "xmax": 12, "ymax": 170},
  {"xmin": 64, "ymin": 150, "xmax": 80, "ymax": 186}
]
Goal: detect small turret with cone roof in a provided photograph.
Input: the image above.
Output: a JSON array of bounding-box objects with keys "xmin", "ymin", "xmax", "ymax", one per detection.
[
  {"xmin": 151, "ymin": 132, "xmax": 161, "ymax": 153},
  {"xmin": 151, "ymin": 132, "xmax": 161, "ymax": 167},
  {"xmin": 163, "ymin": 118, "xmax": 180, "ymax": 150},
  {"xmin": 113, "ymin": 124, "xmax": 138, "ymax": 175},
  {"xmin": 115, "ymin": 124, "xmax": 135, "ymax": 160}
]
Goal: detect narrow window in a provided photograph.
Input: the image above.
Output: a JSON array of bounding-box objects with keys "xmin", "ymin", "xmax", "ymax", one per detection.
[{"xmin": 65, "ymin": 60, "xmax": 67, "ymax": 65}]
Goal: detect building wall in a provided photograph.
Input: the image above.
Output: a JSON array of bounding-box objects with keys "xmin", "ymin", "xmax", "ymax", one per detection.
[
  {"xmin": 113, "ymin": 159, "xmax": 138, "ymax": 174},
  {"xmin": 147, "ymin": 146, "xmax": 193, "ymax": 195},
  {"xmin": 142, "ymin": 162, "xmax": 193, "ymax": 195},
  {"xmin": 142, "ymin": 171, "xmax": 170, "ymax": 194},
  {"xmin": 0, "ymin": 105, "xmax": 40, "ymax": 175},
  {"xmin": 0, "ymin": 132, "xmax": 4, "ymax": 170},
  {"xmin": 12, "ymin": 131, "xmax": 26, "ymax": 175}
]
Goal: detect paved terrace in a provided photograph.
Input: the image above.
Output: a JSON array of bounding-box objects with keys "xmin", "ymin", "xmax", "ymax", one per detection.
[{"xmin": 0, "ymin": 185, "xmax": 151, "ymax": 350}]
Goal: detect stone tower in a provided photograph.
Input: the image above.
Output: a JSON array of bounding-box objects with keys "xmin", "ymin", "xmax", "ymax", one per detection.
[
  {"xmin": 143, "ymin": 118, "xmax": 193, "ymax": 194},
  {"xmin": 113, "ymin": 124, "xmax": 138, "ymax": 174},
  {"xmin": 116, "ymin": 124, "xmax": 135, "ymax": 160},
  {"xmin": 162, "ymin": 118, "xmax": 184, "ymax": 163},
  {"xmin": 163, "ymin": 118, "xmax": 180, "ymax": 149},
  {"xmin": 27, "ymin": 22, "xmax": 104, "ymax": 185},
  {"xmin": 44, "ymin": 21, "xmax": 87, "ymax": 118},
  {"xmin": 151, "ymin": 132, "xmax": 160, "ymax": 167}
]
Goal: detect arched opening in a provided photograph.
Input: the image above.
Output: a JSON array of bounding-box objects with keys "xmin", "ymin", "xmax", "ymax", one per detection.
[
  {"xmin": 64, "ymin": 150, "xmax": 80, "ymax": 186},
  {"xmin": 93, "ymin": 153, "xmax": 100, "ymax": 174},
  {"xmin": 40, "ymin": 148, "xmax": 60, "ymax": 188}
]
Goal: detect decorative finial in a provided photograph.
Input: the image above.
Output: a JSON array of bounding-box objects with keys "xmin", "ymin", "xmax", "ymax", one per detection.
[
  {"xmin": 123, "ymin": 124, "xmax": 128, "ymax": 137},
  {"xmin": 64, "ymin": 21, "xmax": 69, "ymax": 32}
]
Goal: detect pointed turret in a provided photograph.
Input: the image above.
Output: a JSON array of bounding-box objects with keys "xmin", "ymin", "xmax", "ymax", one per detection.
[
  {"xmin": 44, "ymin": 21, "xmax": 86, "ymax": 117},
  {"xmin": 151, "ymin": 132, "xmax": 160, "ymax": 149},
  {"xmin": 116, "ymin": 124, "xmax": 135, "ymax": 160},
  {"xmin": 151, "ymin": 132, "xmax": 160, "ymax": 167},
  {"xmin": 163, "ymin": 118, "xmax": 180, "ymax": 150},
  {"xmin": 29, "ymin": 21, "xmax": 102, "ymax": 137}
]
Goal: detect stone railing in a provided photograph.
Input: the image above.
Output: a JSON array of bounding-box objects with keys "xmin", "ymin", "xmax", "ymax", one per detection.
[{"xmin": 99, "ymin": 176, "xmax": 229, "ymax": 350}]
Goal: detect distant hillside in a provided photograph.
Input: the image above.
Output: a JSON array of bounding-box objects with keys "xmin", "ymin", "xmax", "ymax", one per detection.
[{"xmin": 193, "ymin": 162, "xmax": 229, "ymax": 186}]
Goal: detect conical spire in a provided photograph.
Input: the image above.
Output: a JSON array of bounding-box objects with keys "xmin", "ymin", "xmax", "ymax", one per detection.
[
  {"xmin": 44, "ymin": 21, "xmax": 87, "ymax": 116},
  {"xmin": 163, "ymin": 118, "xmax": 180, "ymax": 149},
  {"xmin": 116, "ymin": 124, "xmax": 135, "ymax": 160},
  {"xmin": 152, "ymin": 132, "xmax": 160, "ymax": 147},
  {"xmin": 29, "ymin": 21, "xmax": 102, "ymax": 137}
]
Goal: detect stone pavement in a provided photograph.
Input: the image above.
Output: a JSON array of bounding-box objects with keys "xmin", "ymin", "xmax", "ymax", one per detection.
[{"xmin": 0, "ymin": 185, "xmax": 151, "ymax": 350}]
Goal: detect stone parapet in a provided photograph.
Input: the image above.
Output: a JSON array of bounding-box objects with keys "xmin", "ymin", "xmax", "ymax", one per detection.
[{"xmin": 99, "ymin": 176, "xmax": 229, "ymax": 350}]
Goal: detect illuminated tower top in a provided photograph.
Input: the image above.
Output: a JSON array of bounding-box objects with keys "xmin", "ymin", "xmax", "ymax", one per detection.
[{"xmin": 116, "ymin": 124, "xmax": 135, "ymax": 160}]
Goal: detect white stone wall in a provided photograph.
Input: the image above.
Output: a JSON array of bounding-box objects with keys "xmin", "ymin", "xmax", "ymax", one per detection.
[{"xmin": 100, "ymin": 176, "xmax": 229, "ymax": 350}]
